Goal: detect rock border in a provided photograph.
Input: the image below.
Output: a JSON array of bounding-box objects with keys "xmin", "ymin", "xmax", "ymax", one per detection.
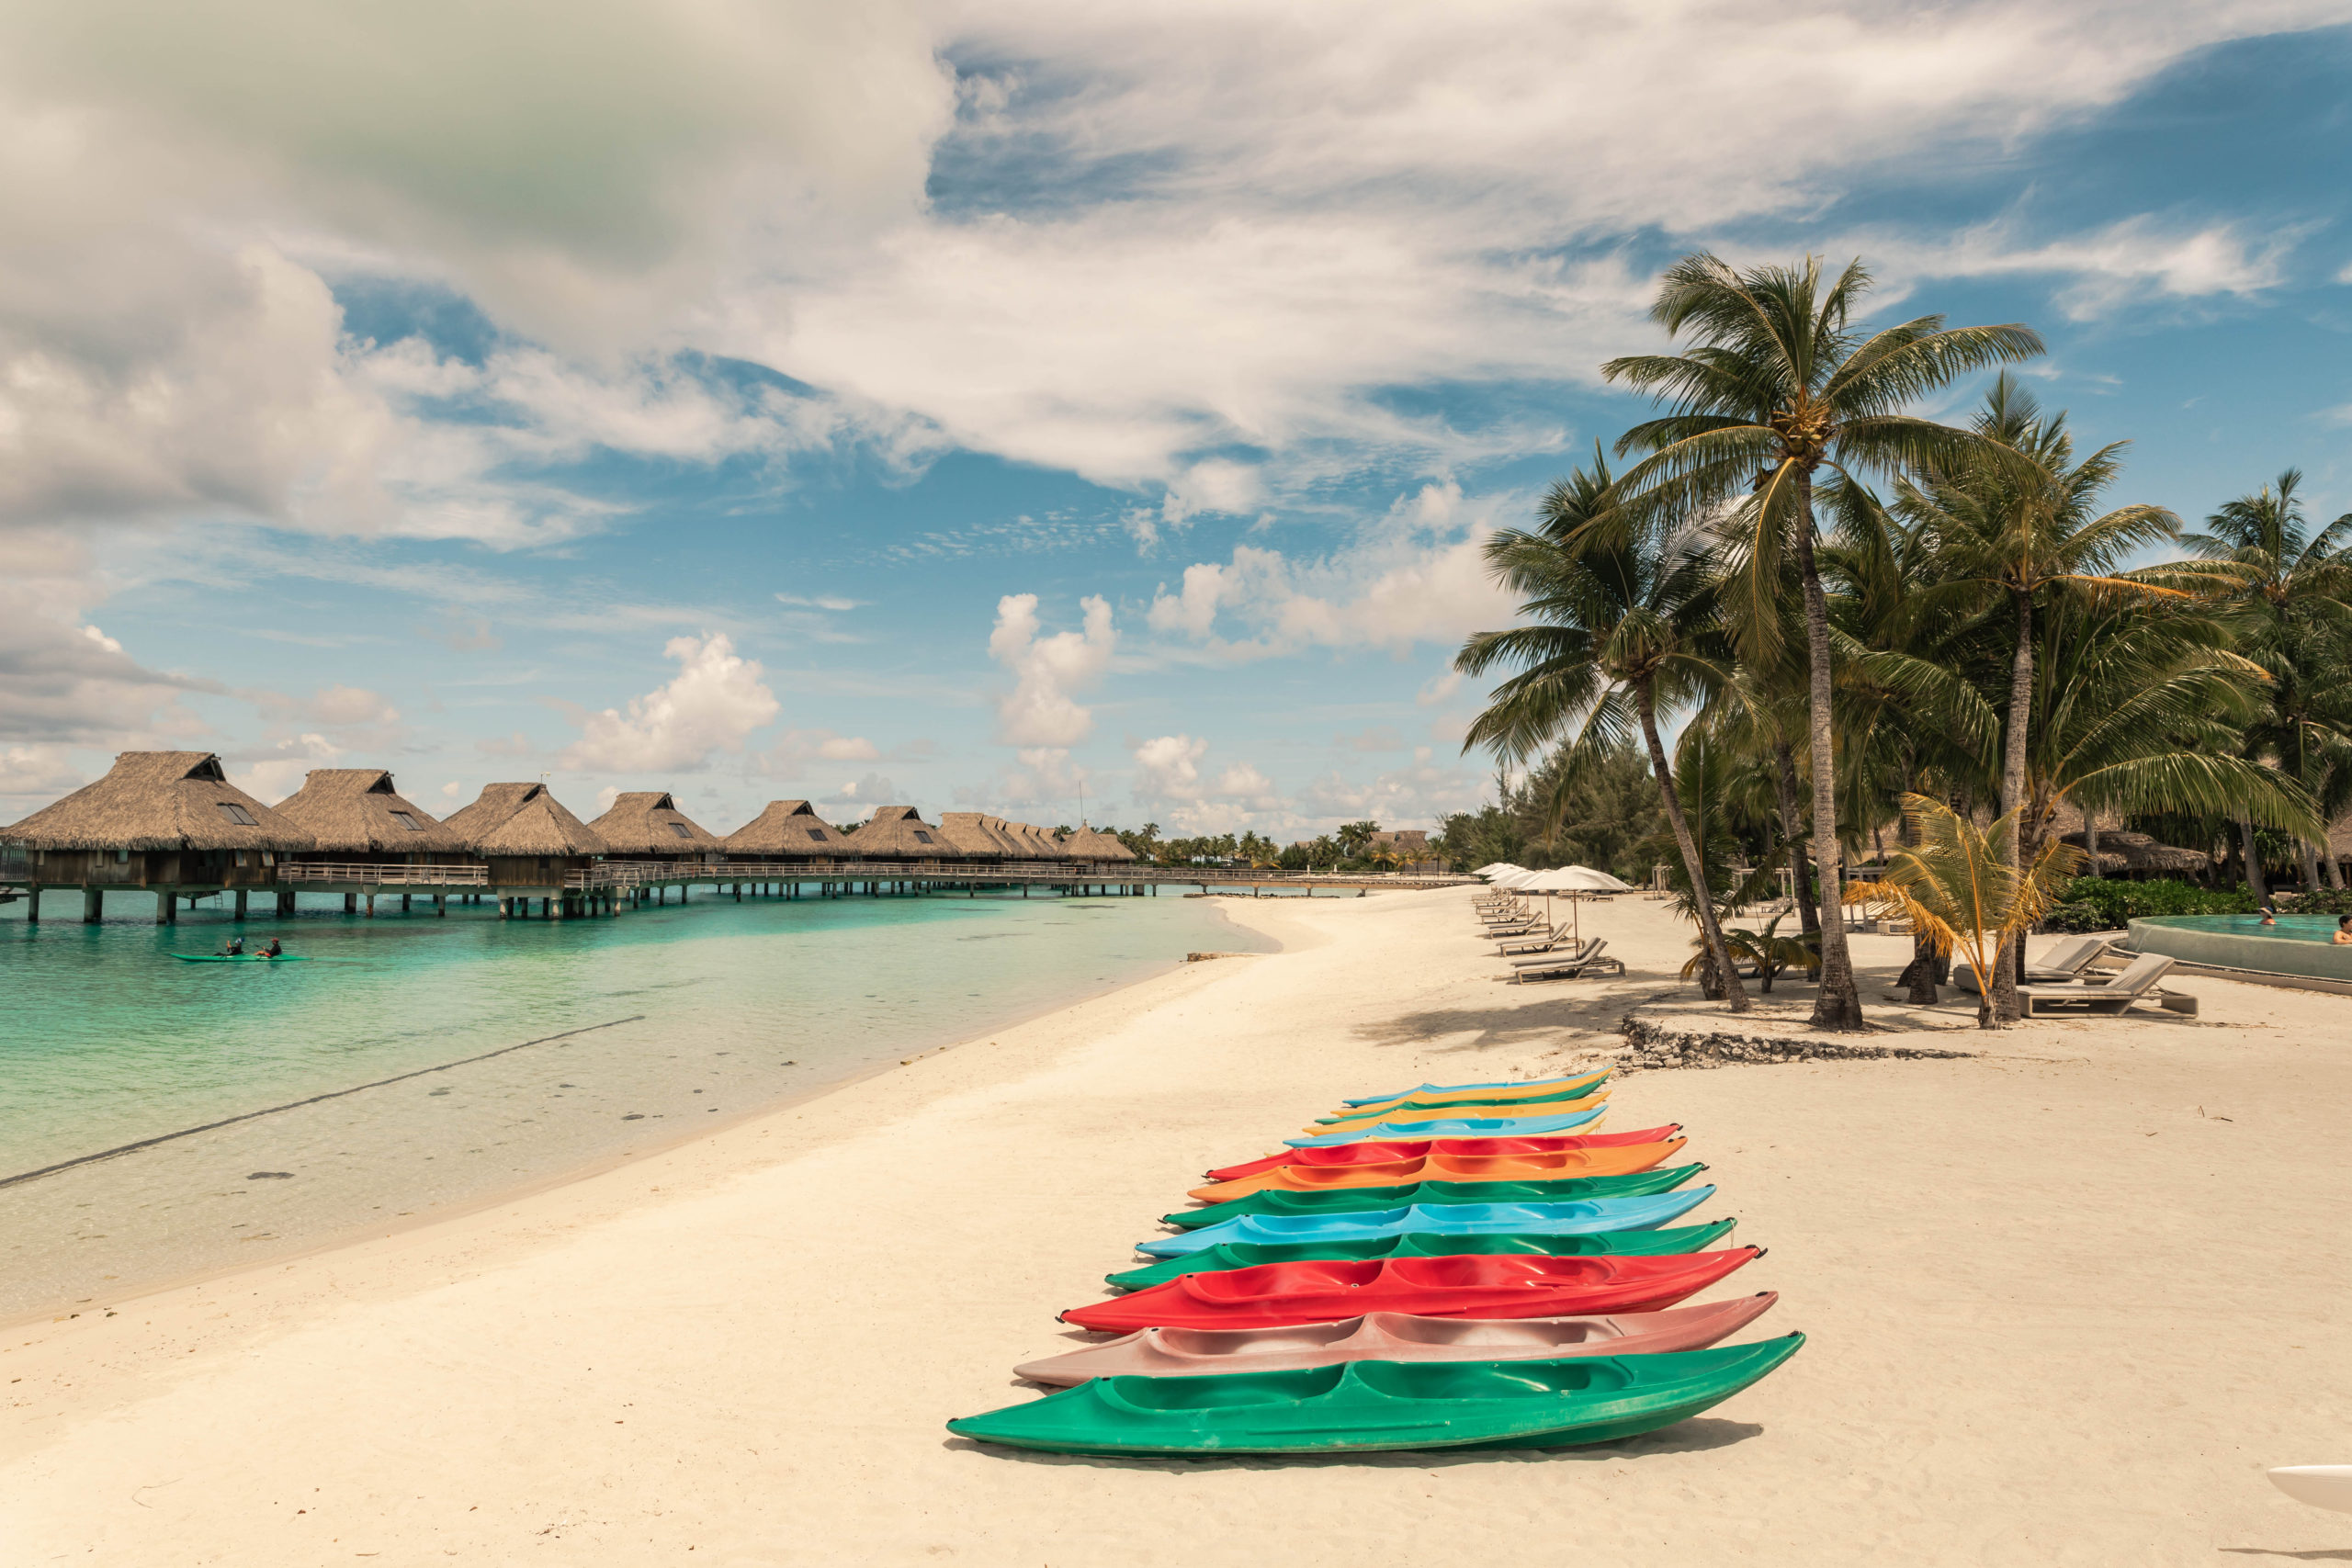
[{"xmin": 1617, "ymin": 1013, "xmax": 1978, "ymax": 1070}]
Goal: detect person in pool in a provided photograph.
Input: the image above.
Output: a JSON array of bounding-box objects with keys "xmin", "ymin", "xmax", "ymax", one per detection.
[
  {"xmin": 2335, "ymin": 916, "xmax": 2352, "ymax": 946},
  {"xmin": 258, "ymin": 937, "xmax": 283, "ymax": 958},
  {"xmin": 2259, "ymin": 904, "xmax": 2277, "ymax": 926}
]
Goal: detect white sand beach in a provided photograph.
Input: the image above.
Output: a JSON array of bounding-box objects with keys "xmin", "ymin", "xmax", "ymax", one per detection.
[{"xmin": 5, "ymin": 886, "xmax": 2349, "ymax": 1565}]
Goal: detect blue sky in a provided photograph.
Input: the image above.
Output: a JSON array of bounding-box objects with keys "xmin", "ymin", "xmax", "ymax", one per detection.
[{"xmin": 5, "ymin": 6, "xmax": 2351, "ymax": 839}]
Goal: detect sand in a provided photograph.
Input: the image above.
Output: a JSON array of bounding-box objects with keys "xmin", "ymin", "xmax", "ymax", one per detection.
[{"xmin": 4, "ymin": 886, "xmax": 2349, "ymax": 1565}]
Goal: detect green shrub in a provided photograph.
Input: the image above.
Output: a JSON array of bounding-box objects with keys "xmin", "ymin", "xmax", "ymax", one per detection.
[
  {"xmin": 2278, "ymin": 887, "xmax": 2352, "ymax": 917},
  {"xmin": 2041, "ymin": 877, "xmax": 2256, "ymax": 931}
]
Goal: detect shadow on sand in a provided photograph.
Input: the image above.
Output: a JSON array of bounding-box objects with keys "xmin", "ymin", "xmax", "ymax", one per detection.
[{"xmin": 943, "ymin": 1416, "xmax": 1766, "ymax": 1470}]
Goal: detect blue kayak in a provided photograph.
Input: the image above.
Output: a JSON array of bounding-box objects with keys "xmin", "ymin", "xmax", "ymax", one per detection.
[
  {"xmin": 1340, "ymin": 1072, "xmax": 1593, "ymax": 1108},
  {"xmin": 1136, "ymin": 1188, "xmax": 1715, "ymax": 1258},
  {"xmin": 1284, "ymin": 1107, "xmax": 1606, "ymax": 1148}
]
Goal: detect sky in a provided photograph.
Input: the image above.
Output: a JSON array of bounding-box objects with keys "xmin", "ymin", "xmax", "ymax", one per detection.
[{"xmin": 6, "ymin": 2, "xmax": 2352, "ymax": 840}]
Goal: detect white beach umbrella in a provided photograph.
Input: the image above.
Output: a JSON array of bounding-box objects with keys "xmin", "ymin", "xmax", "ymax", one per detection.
[{"xmin": 1514, "ymin": 865, "xmax": 1625, "ymax": 940}]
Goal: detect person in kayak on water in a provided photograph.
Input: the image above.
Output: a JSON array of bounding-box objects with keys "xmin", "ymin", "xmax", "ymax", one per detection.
[
  {"xmin": 223, "ymin": 935, "xmax": 245, "ymax": 955},
  {"xmin": 258, "ymin": 938, "xmax": 283, "ymax": 958}
]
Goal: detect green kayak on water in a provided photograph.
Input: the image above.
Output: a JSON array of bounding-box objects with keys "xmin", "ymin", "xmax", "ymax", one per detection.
[
  {"xmin": 1165, "ymin": 1165, "xmax": 1708, "ymax": 1230},
  {"xmin": 170, "ymin": 953, "xmax": 311, "ymax": 963},
  {"xmin": 1103, "ymin": 1219, "xmax": 1740, "ymax": 1292},
  {"xmin": 948, "ymin": 1336, "xmax": 1804, "ymax": 1456}
]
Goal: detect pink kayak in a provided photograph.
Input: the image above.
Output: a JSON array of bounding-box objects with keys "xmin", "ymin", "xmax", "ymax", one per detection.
[
  {"xmin": 1016, "ymin": 1294, "xmax": 1779, "ymax": 1385},
  {"xmin": 1204, "ymin": 1125, "xmax": 1682, "ymax": 1182}
]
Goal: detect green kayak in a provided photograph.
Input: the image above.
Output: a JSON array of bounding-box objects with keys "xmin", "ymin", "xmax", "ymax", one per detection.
[
  {"xmin": 1105, "ymin": 1219, "xmax": 1741, "ymax": 1292},
  {"xmin": 170, "ymin": 953, "xmax": 311, "ymax": 963},
  {"xmin": 1311, "ymin": 1077, "xmax": 1609, "ymax": 1123},
  {"xmin": 1165, "ymin": 1165, "xmax": 1708, "ymax": 1230},
  {"xmin": 949, "ymin": 1335, "xmax": 1804, "ymax": 1455}
]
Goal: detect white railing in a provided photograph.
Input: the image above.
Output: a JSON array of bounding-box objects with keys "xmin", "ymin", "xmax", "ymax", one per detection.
[{"xmin": 277, "ymin": 862, "xmax": 489, "ymax": 886}]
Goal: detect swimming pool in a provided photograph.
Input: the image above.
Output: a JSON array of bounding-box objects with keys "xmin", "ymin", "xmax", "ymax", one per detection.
[{"xmin": 2128, "ymin": 914, "xmax": 2352, "ymax": 982}]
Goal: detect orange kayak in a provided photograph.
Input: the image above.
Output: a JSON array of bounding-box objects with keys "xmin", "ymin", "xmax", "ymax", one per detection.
[
  {"xmin": 1189, "ymin": 1138, "xmax": 1688, "ymax": 1202},
  {"xmin": 1307, "ymin": 1089, "xmax": 1611, "ymax": 1136},
  {"xmin": 1335, "ymin": 1069, "xmax": 1610, "ymax": 1122}
]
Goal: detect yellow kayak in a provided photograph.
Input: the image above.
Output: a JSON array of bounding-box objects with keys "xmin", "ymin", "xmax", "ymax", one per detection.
[
  {"xmin": 1309, "ymin": 1089, "xmax": 1611, "ymax": 1137},
  {"xmin": 1331, "ymin": 1069, "xmax": 1611, "ymax": 1122}
]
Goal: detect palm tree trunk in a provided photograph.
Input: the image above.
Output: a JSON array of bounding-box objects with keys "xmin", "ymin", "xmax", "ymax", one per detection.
[
  {"xmin": 2083, "ymin": 816, "xmax": 2101, "ymax": 878},
  {"xmin": 1989, "ymin": 592, "xmax": 2032, "ymax": 1023},
  {"xmin": 1791, "ymin": 475, "xmax": 1862, "ymax": 1029},
  {"xmin": 1636, "ymin": 686, "xmax": 1749, "ymax": 1012},
  {"xmin": 1770, "ymin": 739, "xmax": 1817, "ymax": 935},
  {"xmin": 2240, "ymin": 818, "xmax": 2269, "ymax": 907},
  {"xmin": 2296, "ymin": 837, "xmax": 2321, "ymax": 897}
]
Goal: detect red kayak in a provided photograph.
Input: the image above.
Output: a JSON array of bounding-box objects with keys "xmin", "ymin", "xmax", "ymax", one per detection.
[
  {"xmin": 1057, "ymin": 1247, "xmax": 1761, "ymax": 1333},
  {"xmin": 1204, "ymin": 1125, "xmax": 1681, "ymax": 1182}
]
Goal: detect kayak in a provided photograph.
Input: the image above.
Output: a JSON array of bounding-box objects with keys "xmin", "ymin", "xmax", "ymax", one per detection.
[
  {"xmin": 2270, "ymin": 1466, "xmax": 2352, "ymax": 1514},
  {"xmin": 1138, "ymin": 1187, "xmax": 1719, "ymax": 1258},
  {"xmin": 1170, "ymin": 1165, "xmax": 1709, "ymax": 1230},
  {"xmin": 1314, "ymin": 1075, "xmax": 1611, "ymax": 1124},
  {"xmin": 1340, "ymin": 1072, "xmax": 1602, "ymax": 1110},
  {"xmin": 1309, "ymin": 1090, "xmax": 1611, "ymax": 1136},
  {"xmin": 1288, "ymin": 1109, "xmax": 1606, "ymax": 1148},
  {"xmin": 948, "ymin": 1337, "xmax": 1806, "ymax": 1455},
  {"xmin": 1188, "ymin": 1137, "xmax": 1688, "ymax": 1201},
  {"xmin": 1105, "ymin": 1220, "xmax": 1742, "ymax": 1292},
  {"xmin": 1061, "ymin": 1247, "xmax": 1761, "ymax": 1332},
  {"xmin": 1206, "ymin": 1126, "xmax": 1681, "ymax": 1182},
  {"xmin": 170, "ymin": 953, "xmax": 310, "ymax": 963},
  {"xmin": 1019, "ymin": 1294, "xmax": 1780, "ymax": 1384}
]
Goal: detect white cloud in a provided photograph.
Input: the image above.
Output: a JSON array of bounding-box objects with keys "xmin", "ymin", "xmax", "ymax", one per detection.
[
  {"xmin": 988, "ymin": 592, "xmax": 1117, "ymax": 746},
  {"xmin": 1416, "ymin": 670, "xmax": 1464, "ymax": 707},
  {"xmin": 229, "ymin": 732, "xmax": 345, "ymax": 803},
  {"xmin": 0, "ymin": 531, "xmax": 221, "ymax": 756},
  {"xmin": 1870, "ymin": 214, "xmax": 2299, "ymax": 321},
  {"xmin": 561, "ymin": 632, "xmax": 780, "ymax": 772},
  {"xmin": 756, "ymin": 727, "xmax": 889, "ymax": 778},
  {"xmin": 1130, "ymin": 733, "xmax": 1282, "ymax": 818},
  {"xmin": 252, "ymin": 684, "xmax": 401, "ymax": 727},
  {"xmin": 1146, "ymin": 482, "xmax": 1515, "ymax": 659},
  {"xmin": 818, "ymin": 773, "xmax": 903, "ymax": 814}
]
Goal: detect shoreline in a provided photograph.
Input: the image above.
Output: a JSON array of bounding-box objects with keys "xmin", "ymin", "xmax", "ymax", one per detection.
[
  {"xmin": 7, "ymin": 886, "xmax": 2349, "ymax": 1564},
  {"xmin": 1, "ymin": 895, "xmax": 1280, "ymax": 1332}
]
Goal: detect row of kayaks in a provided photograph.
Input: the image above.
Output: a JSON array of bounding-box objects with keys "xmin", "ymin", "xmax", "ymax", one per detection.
[{"xmin": 947, "ymin": 1067, "xmax": 1801, "ymax": 1455}]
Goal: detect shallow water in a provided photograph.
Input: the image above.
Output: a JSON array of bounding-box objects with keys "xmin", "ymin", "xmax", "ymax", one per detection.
[{"xmin": 0, "ymin": 886, "xmax": 1272, "ymax": 1319}]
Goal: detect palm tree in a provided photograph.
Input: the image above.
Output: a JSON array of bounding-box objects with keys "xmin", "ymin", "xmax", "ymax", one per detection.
[
  {"xmin": 1456, "ymin": 449, "xmax": 1749, "ymax": 1010},
  {"xmin": 2181, "ymin": 470, "xmax": 2352, "ymax": 898},
  {"xmin": 1596, "ymin": 254, "xmax": 2044, "ymax": 1029},
  {"xmin": 1862, "ymin": 795, "xmax": 2083, "ymax": 1030},
  {"xmin": 1894, "ymin": 376, "xmax": 2182, "ymax": 1017}
]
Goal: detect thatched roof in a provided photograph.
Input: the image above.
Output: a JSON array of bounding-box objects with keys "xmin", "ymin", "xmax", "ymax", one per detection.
[
  {"xmin": 973, "ymin": 815, "xmax": 1037, "ymax": 860},
  {"xmin": 2056, "ymin": 829, "xmax": 2211, "ymax": 876},
  {"xmin": 1063, "ymin": 825, "xmax": 1137, "ymax": 863},
  {"xmin": 844, "ymin": 806, "xmax": 955, "ymax": 860},
  {"xmin": 2330, "ymin": 812, "xmax": 2352, "ymax": 860},
  {"xmin": 586, "ymin": 791, "xmax": 721, "ymax": 856},
  {"xmin": 441, "ymin": 783, "xmax": 609, "ymax": 857},
  {"xmin": 934, "ymin": 812, "xmax": 1008, "ymax": 861},
  {"xmin": 719, "ymin": 799, "xmax": 855, "ymax": 859},
  {"xmin": 1, "ymin": 751, "xmax": 316, "ymax": 852},
  {"xmin": 271, "ymin": 769, "xmax": 465, "ymax": 855},
  {"xmin": 2045, "ymin": 800, "xmax": 2125, "ymax": 837},
  {"xmin": 1003, "ymin": 819, "xmax": 1064, "ymax": 861}
]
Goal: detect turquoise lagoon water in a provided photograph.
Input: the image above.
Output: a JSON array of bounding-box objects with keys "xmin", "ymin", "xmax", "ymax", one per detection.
[{"xmin": 0, "ymin": 886, "xmax": 1272, "ymax": 1318}]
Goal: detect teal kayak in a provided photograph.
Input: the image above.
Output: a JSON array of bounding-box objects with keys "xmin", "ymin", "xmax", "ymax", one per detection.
[
  {"xmin": 1340, "ymin": 1072, "xmax": 1592, "ymax": 1107},
  {"xmin": 170, "ymin": 953, "xmax": 310, "ymax": 963},
  {"xmin": 1105, "ymin": 1219, "xmax": 1740, "ymax": 1292},
  {"xmin": 1167, "ymin": 1165, "xmax": 1708, "ymax": 1230},
  {"xmin": 949, "ymin": 1336, "xmax": 1804, "ymax": 1455},
  {"xmin": 1140, "ymin": 1188, "xmax": 1718, "ymax": 1258}
]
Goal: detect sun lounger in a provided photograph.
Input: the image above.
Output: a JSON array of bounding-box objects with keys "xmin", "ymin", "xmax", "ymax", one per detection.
[
  {"xmin": 1496, "ymin": 928, "xmax": 1567, "ymax": 955},
  {"xmin": 1509, "ymin": 940, "xmax": 1623, "ymax": 984},
  {"xmin": 2018, "ymin": 953, "xmax": 2194, "ymax": 1018},
  {"xmin": 1954, "ymin": 934, "xmax": 2112, "ymax": 993}
]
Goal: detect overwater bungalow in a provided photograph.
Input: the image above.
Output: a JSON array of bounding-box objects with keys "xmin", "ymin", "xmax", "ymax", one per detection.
[
  {"xmin": 935, "ymin": 812, "xmax": 1009, "ymax": 862},
  {"xmin": 270, "ymin": 768, "xmax": 477, "ymax": 913},
  {"xmin": 1061, "ymin": 825, "xmax": 1138, "ymax": 864},
  {"xmin": 441, "ymin": 782, "xmax": 613, "ymax": 916},
  {"xmin": 844, "ymin": 806, "xmax": 956, "ymax": 862},
  {"xmin": 721, "ymin": 799, "xmax": 858, "ymax": 863},
  {"xmin": 973, "ymin": 816, "xmax": 1035, "ymax": 860},
  {"xmin": 588, "ymin": 791, "xmax": 723, "ymax": 866},
  {"xmin": 0, "ymin": 750, "xmax": 315, "ymax": 923},
  {"xmin": 1013, "ymin": 820, "xmax": 1068, "ymax": 862}
]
